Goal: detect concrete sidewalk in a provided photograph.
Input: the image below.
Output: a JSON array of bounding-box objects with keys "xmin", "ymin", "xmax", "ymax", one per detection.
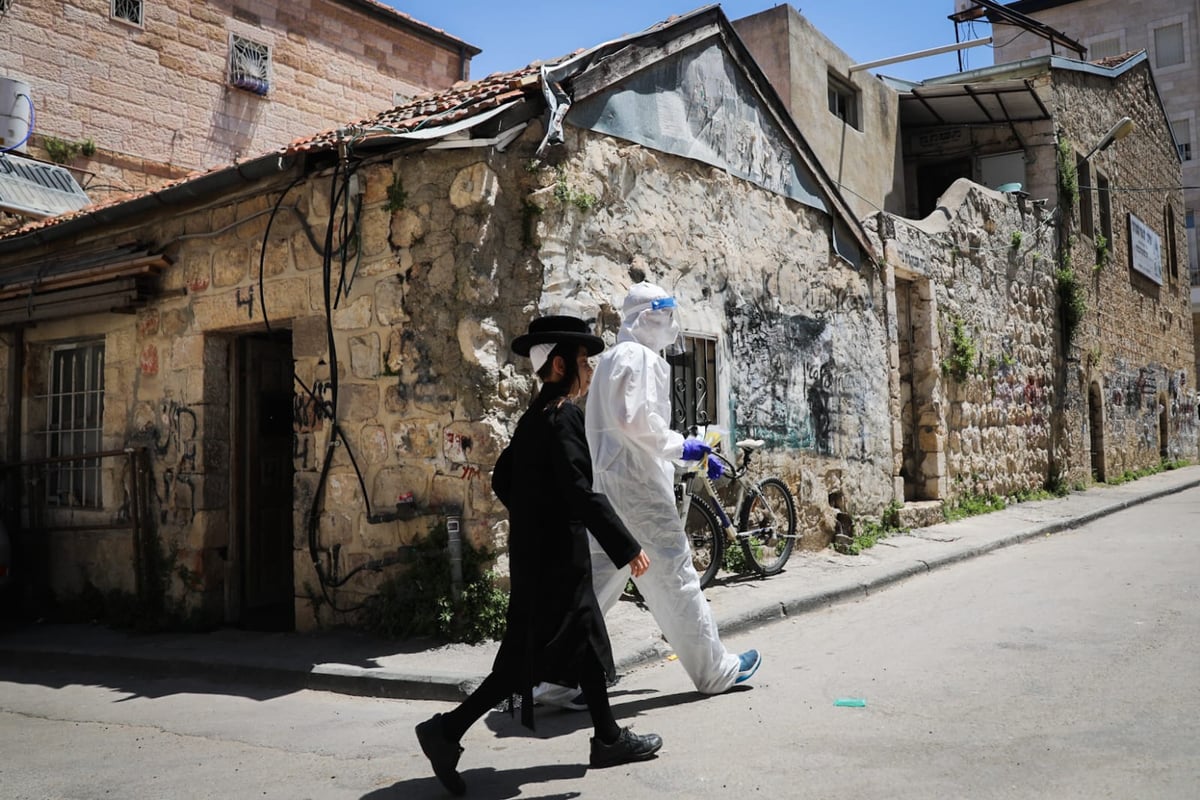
[{"xmin": 3, "ymin": 466, "xmax": 1198, "ymax": 702}]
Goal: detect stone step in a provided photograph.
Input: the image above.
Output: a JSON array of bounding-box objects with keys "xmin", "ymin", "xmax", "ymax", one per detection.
[{"xmin": 897, "ymin": 500, "xmax": 945, "ymax": 529}]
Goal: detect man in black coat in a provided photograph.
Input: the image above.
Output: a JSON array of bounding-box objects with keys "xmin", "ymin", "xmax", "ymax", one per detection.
[{"xmin": 415, "ymin": 316, "xmax": 663, "ymax": 795}]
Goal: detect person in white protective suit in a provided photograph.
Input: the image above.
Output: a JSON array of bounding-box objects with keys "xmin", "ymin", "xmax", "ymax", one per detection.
[{"xmin": 536, "ymin": 282, "xmax": 761, "ymax": 709}]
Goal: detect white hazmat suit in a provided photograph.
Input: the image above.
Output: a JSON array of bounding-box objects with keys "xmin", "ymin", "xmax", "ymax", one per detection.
[{"xmin": 583, "ymin": 282, "xmax": 740, "ymax": 694}]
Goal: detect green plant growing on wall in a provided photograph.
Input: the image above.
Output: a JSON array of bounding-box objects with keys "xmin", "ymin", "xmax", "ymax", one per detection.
[
  {"xmin": 1057, "ymin": 136, "xmax": 1078, "ymax": 208},
  {"xmin": 1093, "ymin": 234, "xmax": 1110, "ymax": 271},
  {"xmin": 1010, "ymin": 230, "xmax": 1023, "ymax": 249},
  {"xmin": 554, "ymin": 168, "xmax": 598, "ymax": 212},
  {"xmin": 384, "ymin": 174, "xmax": 407, "ymax": 212},
  {"xmin": 42, "ymin": 135, "xmax": 87, "ymax": 164},
  {"xmin": 941, "ymin": 315, "xmax": 977, "ymax": 382},
  {"xmin": 361, "ymin": 521, "xmax": 508, "ymax": 643},
  {"xmin": 1055, "ymin": 267, "xmax": 1086, "ymax": 350},
  {"xmin": 80, "ymin": 138, "xmax": 96, "ymax": 157}
]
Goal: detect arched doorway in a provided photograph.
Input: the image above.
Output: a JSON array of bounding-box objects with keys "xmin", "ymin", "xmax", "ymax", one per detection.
[{"xmin": 1088, "ymin": 381, "xmax": 1105, "ymax": 481}]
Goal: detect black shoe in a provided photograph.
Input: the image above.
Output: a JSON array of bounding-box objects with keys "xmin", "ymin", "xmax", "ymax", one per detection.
[
  {"xmin": 415, "ymin": 713, "xmax": 466, "ymax": 796},
  {"xmin": 589, "ymin": 727, "xmax": 663, "ymax": 768}
]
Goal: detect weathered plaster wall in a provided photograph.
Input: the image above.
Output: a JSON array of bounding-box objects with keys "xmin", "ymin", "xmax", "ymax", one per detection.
[
  {"xmin": 6, "ymin": 121, "xmax": 969, "ymax": 626},
  {"xmin": 534, "ymin": 128, "xmax": 895, "ymax": 534},
  {"xmin": 873, "ymin": 180, "xmax": 1060, "ymax": 501},
  {"xmin": 734, "ymin": 5, "xmax": 905, "ymax": 218}
]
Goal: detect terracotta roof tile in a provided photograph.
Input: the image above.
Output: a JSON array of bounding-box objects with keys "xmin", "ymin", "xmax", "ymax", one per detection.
[
  {"xmin": 1090, "ymin": 50, "xmax": 1141, "ymax": 68},
  {"xmin": 0, "ymin": 62, "xmax": 550, "ymax": 244}
]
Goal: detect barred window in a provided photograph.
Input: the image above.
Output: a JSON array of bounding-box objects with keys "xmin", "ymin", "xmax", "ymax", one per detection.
[
  {"xmin": 667, "ymin": 335, "xmax": 718, "ymax": 434},
  {"xmin": 44, "ymin": 342, "xmax": 105, "ymax": 508},
  {"xmin": 111, "ymin": 0, "xmax": 143, "ymax": 27},
  {"xmin": 229, "ymin": 35, "xmax": 271, "ymax": 95},
  {"xmin": 1153, "ymin": 23, "xmax": 1184, "ymax": 68}
]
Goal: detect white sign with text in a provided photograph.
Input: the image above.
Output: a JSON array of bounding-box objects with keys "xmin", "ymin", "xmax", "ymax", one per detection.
[{"xmin": 1128, "ymin": 212, "xmax": 1163, "ymax": 285}]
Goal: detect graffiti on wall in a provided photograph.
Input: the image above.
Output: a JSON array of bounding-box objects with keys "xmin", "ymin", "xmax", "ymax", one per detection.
[
  {"xmin": 728, "ymin": 305, "xmax": 839, "ymax": 454},
  {"xmin": 293, "ymin": 380, "xmax": 333, "ymax": 433},
  {"xmin": 1104, "ymin": 361, "xmax": 1197, "ymax": 458},
  {"xmin": 154, "ymin": 400, "xmax": 198, "ymax": 526}
]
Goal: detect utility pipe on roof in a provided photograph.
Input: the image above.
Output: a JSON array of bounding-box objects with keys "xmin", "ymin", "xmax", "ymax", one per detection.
[{"xmin": 849, "ymin": 37, "xmax": 993, "ymax": 73}]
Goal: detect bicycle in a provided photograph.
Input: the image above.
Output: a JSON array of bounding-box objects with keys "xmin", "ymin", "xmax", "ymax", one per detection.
[{"xmin": 675, "ymin": 428, "xmax": 798, "ymax": 589}]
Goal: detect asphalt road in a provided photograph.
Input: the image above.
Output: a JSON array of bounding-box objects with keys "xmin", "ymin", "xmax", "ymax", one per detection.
[{"xmin": 2, "ymin": 487, "xmax": 1197, "ymax": 799}]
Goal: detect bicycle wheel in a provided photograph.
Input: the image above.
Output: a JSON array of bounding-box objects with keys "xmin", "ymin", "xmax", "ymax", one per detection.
[
  {"xmin": 739, "ymin": 477, "xmax": 797, "ymax": 576},
  {"xmin": 683, "ymin": 495, "xmax": 724, "ymax": 589}
]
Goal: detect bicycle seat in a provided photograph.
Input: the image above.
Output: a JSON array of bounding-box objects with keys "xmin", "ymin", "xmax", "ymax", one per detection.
[{"xmin": 736, "ymin": 438, "xmax": 765, "ymax": 451}]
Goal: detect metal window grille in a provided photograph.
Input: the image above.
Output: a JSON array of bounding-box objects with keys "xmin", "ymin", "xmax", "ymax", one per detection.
[
  {"xmin": 111, "ymin": 0, "xmax": 143, "ymax": 26},
  {"xmin": 1088, "ymin": 37, "xmax": 1122, "ymax": 60},
  {"xmin": 1153, "ymin": 23, "xmax": 1184, "ymax": 68},
  {"xmin": 668, "ymin": 335, "xmax": 718, "ymax": 433},
  {"xmin": 43, "ymin": 342, "xmax": 105, "ymax": 508},
  {"xmin": 230, "ymin": 35, "xmax": 271, "ymax": 96}
]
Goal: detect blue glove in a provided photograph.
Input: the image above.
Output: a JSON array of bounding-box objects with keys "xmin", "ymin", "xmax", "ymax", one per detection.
[
  {"xmin": 706, "ymin": 458, "xmax": 724, "ymax": 481},
  {"xmin": 681, "ymin": 438, "xmax": 711, "ymax": 461}
]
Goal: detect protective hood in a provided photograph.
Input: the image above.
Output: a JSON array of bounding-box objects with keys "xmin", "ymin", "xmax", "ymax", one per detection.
[{"xmin": 618, "ymin": 281, "xmax": 681, "ymax": 353}]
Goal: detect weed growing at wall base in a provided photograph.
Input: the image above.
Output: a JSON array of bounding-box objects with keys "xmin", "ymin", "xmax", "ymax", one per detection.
[
  {"xmin": 361, "ymin": 521, "xmax": 507, "ymax": 644},
  {"xmin": 943, "ymin": 492, "xmax": 1007, "ymax": 522},
  {"xmin": 844, "ymin": 501, "xmax": 904, "ymax": 554}
]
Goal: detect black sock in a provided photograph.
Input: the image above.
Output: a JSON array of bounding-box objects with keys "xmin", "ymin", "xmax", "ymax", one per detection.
[
  {"xmin": 578, "ymin": 656, "xmax": 621, "ymax": 744},
  {"xmin": 440, "ymin": 671, "xmax": 509, "ymax": 743}
]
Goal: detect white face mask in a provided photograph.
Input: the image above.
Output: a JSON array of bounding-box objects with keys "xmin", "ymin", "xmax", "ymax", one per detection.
[{"xmin": 629, "ymin": 306, "xmax": 681, "ymax": 352}]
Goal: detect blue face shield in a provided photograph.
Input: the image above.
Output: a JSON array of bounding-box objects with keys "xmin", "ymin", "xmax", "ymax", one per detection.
[{"xmin": 629, "ymin": 295, "xmax": 684, "ymax": 355}]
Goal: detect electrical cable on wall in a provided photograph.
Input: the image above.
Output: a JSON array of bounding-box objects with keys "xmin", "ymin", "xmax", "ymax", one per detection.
[
  {"xmin": 0, "ymin": 92, "xmax": 33, "ymax": 154},
  {"xmin": 299, "ymin": 136, "xmax": 416, "ymax": 612}
]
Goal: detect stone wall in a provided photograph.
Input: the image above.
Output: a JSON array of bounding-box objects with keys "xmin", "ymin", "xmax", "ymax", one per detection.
[
  {"xmin": 533, "ymin": 128, "xmax": 896, "ymax": 537},
  {"xmin": 872, "ymin": 180, "xmax": 1060, "ymax": 501},
  {"xmin": 1050, "ymin": 65, "xmax": 1198, "ymax": 476},
  {"xmin": 2, "ymin": 0, "xmax": 470, "ymax": 195},
  {"xmin": 6, "ymin": 115, "xmax": 906, "ymax": 624}
]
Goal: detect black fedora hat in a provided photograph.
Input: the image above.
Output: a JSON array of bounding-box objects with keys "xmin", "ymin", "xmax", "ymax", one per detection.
[{"xmin": 511, "ymin": 315, "xmax": 604, "ymax": 357}]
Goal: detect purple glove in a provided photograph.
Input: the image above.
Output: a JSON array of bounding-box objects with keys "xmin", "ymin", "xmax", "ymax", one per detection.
[
  {"xmin": 681, "ymin": 438, "xmax": 711, "ymax": 461},
  {"xmin": 706, "ymin": 458, "xmax": 724, "ymax": 481}
]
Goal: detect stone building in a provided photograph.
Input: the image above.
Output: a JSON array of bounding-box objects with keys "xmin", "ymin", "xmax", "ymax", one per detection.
[
  {"xmin": 952, "ymin": 0, "xmax": 1200, "ymax": 407},
  {"xmin": 887, "ymin": 51, "xmax": 1196, "ymax": 495},
  {"xmin": 735, "ymin": 6, "xmax": 1196, "ymax": 504},
  {"xmin": 0, "ymin": 0, "xmax": 478, "ymax": 201},
  {"xmin": 0, "ymin": 8, "xmax": 888, "ymax": 630},
  {"xmin": 732, "ymin": 6, "xmax": 906, "ymax": 219}
]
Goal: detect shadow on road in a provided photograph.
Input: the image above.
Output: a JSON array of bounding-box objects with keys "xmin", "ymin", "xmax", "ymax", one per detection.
[
  {"xmin": 0, "ymin": 622, "xmax": 440, "ymax": 702},
  {"xmin": 362, "ymin": 763, "xmax": 587, "ymax": 800}
]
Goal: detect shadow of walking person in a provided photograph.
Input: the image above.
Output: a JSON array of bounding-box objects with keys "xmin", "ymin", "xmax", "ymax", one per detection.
[{"xmin": 361, "ymin": 763, "xmax": 586, "ymax": 799}]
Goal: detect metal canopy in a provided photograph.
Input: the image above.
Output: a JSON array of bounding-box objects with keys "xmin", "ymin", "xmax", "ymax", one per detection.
[{"xmin": 899, "ymin": 79, "xmax": 1051, "ymax": 128}]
